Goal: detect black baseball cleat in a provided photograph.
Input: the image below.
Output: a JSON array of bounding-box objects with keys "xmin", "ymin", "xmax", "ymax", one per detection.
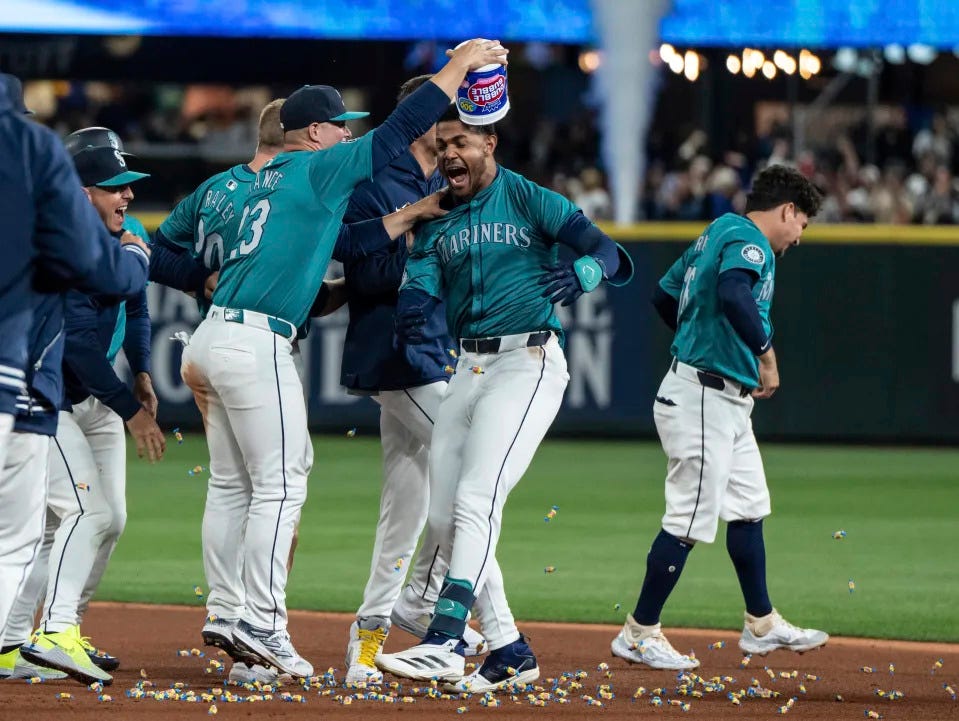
[
  {"xmin": 80, "ymin": 634, "xmax": 120, "ymax": 672},
  {"xmin": 442, "ymin": 633, "xmax": 540, "ymax": 693}
]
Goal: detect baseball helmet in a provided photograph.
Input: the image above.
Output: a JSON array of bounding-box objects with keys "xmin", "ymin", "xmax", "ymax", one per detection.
[{"xmin": 64, "ymin": 126, "xmax": 129, "ymax": 157}]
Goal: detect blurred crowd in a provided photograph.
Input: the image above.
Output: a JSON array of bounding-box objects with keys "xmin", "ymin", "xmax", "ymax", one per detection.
[
  {"xmin": 634, "ymin": 110, "xmax": 959, "ymax": 225},
  {"xmin": 23, "ymin": 77, "xmax": 959, "ymax": 225}
]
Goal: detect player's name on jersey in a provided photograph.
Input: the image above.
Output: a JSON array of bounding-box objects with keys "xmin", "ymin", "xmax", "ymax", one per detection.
[
  {"xmin": 253, "ymin": 168, "xmax": 284, "ymax": 191},
  {"xmin": 437, "ymin": 223, "xmax": 532, "ymax": 263},
  {"xmin": 203, "ymin": 189, "xmax": 240, "ymax": 224}
]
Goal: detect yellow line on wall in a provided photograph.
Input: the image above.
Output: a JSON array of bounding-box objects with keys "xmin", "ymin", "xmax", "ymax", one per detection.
[{"xmin": 135, "ymin": 212, "xmax": 959, "ymax": 246}]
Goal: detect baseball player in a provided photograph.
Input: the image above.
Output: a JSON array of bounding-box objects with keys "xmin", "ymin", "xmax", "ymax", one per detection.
[
  {"xmin": 180, "ymin": 39, "xmax": 509, "ymax": 679},
  {"xmin": 338, "ymin": 75, "xmax": 486, "ymax": 686},
  {"xmin": 155, "ymin": 99, "xmax": 308, "ymax": 685},
  {"xmin": 156, "ymin": 99, "xmax": 361, "ymax": 684},
  {"xmin": 19, "ymin": 144, "xmax": 164, "ymax": 686},
  {"xmin": 610, "ymin": 165, "xmax": 827, "ymax": 670},
  {"xmin": 376, "ymin": 105, "xmax": 632, "ymax": 691},
  {"xmin": 0, "ymin": 76, "xmax": 151, "ymax": 673},
  {"xmin": 4, "ymin": 127, "xmax": 158, "ymax": 679}
]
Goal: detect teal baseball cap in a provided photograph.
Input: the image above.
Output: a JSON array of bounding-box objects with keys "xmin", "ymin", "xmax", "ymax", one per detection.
[{"xmin": 73, "ymin": 146, "xmax": 150, "ymax": 188}]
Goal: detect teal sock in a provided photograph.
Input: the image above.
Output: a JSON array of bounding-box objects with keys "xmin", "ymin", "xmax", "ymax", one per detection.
[{"xmin": 426, "ymin": 576, "xmax": 475, "ymax": 639}]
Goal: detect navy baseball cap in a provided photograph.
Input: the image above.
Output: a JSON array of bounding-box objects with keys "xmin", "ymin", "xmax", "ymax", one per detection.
[
  {"xmin": 73, "ymin": 147, "xmax": 150, "ymax": 188},
  {"xmin": 1, "ymin": 73, "xmax": 33, "ymax": 115},
  {"xmin": 279, "ymin": 85, "xmax": 368, "ymax": 131},
  {"xmin": 64, "ymin": 126, "xmax": 129, "ymax": 157}
]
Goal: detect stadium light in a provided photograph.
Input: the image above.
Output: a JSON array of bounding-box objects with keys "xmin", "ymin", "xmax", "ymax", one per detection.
[
  {"xmin": 884, "ymin": 44, "xmax": 906, "ymax": 64},
  {"xmin": 668, "ymin": 53, "xmax": 685, "ymax": 74},
  {"xmin": 799, "ymin": 48, "xmax": 821, "ymax": 78},
  {"xmin": 726, "ymin": 54, "xmax": 741, "ymax": 74},
  {"xmin": 761, "ymin": 60, "xmax": 777, "ymax": 79},
  {"xmin": 659, "ymin": 43, "xmax": 677, "ymax": 64},
  {"xmin": 578, "ymin": 49, "xmax": 602, "ymax": 73},
  {"xmin": 773, "ymin": 50, "xmax": 796, "ymax": 74},
  {"xmin": 906, "ymin": 44, "xmax": 937, "ymax": 65},
  {"xmin": 684, "ymin": 50, "xmax": 700, "ymax": 81}
]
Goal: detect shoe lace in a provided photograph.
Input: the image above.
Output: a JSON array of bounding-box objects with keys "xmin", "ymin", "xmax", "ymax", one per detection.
[
  {"xmin": 78, "ymin": 635, "xmax": 96, "ymax": 653},
  {"xmin": 357, "ymin": 628, "xmax": 388, "ymax": 667}
]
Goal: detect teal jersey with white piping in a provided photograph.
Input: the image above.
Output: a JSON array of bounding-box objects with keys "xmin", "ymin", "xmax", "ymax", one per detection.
[
  {"xmin": 158, "ymin": 163, "xmax": 257, "ymax": 319},
  {"xmin": 212, "ymin": 135, "xmax": 374, "ymax": 327},
  {"xmin": 401, "ymin": 166, "xmax": 578, "ymax": 341},
  {"xmin": 659, "ymin": 213, "xmax": 775, "ymax": 387}
]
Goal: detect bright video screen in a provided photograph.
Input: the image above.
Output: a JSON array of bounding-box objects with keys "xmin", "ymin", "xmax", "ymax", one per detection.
[
  {"xmin": 0, "ymin": 0, "xmax": 594, "ymax": 42},
  {"xmin": 660, "ymin": 0, "xmax": 959, "ymax": 48}
]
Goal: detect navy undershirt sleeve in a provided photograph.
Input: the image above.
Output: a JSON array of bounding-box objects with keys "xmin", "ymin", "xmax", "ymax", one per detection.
[
  {"xmin": 651, "ymin": 284, "xmax": 679, "ymax": 331},
  {"xmin": 554, "ymin": 212, "xmax": 620, "ymax": 279},
  {"xmin": 123, "ymin": 289, "xmax": 151, "ymax": 375},
  {"xmin": 331, "ymin": 219, "xmax": 393, "ymax": 264},
  {"xmin": 150, "ymin": 229, "xmax": 210, "ymax": 297},
  {"xmin": 717, "ymin": 269, "xmax": 771, "ymax": 355}
]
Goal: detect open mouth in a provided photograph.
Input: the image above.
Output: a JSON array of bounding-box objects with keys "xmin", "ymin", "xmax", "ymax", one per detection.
[
  {"xmin": 115, "ymin": 205, "xmax": 128, "ymax": 223},
  {"xmin": 445, "ymin": 164, "xmax": 469, "ymax": 191}
]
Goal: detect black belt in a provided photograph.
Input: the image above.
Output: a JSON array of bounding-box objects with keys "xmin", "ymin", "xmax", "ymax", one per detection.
[
  {"xmin": 671, "ymin": 357, "xmax": 751, "ymax": 398},
  {"xmin": 461, "ymin": 331, "xmax": 551, "ymax": 354}
]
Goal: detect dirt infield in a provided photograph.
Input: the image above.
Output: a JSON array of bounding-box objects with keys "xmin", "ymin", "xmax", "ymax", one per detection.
[{"xmin": 2, "ymin": 603, "xmax": 958, "ymax": 720}]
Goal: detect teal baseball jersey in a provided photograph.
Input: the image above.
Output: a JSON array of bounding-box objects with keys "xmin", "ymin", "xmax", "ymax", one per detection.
[
  {"xmin": 213, "ymin": 136, "xmax": 374, "ymax": 327},
  {"xmin": 659, "ymin": 213, "xmax": 775, "ymax": 387},
  {"xmin": 401, "ymin": 166, "xmax": 578, "ymax": 341},
  {"xmin": 158, "ymin": 164, "xmax": 257, "ymax": 318},
  {"xmin": 107, "ymin": 214, "xmax": 150, "ymax": 363}
]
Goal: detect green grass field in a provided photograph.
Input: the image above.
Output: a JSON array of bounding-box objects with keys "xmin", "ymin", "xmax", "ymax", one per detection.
[{"xmin": 101, "ymin": 435, "xmax": 959, "ymax": 642}]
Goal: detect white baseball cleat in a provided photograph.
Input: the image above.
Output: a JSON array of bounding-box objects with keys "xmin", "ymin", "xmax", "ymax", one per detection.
[
  {"xmin": 738, "ymin": 609, "xmax": 829, "ymax": 655},
  {"xmin": 0, "ymin": 647, "xmax": 68, "ymax": 680},
  {"xmin": 376, "ymin": 635, "xmax": 466, "ymax": 681},
  {"xmin": 202, "ymin": 615, "xmax": 257, "ymax": 664},
  {"xmin": 391, "ymin": 591, "xmax": 487, "ymax": 656},
  {"xmin": 231, "ymin": 620, "xmax": 314, "ymax": 679},
  {"xmin": 345, "ymin": 619, "xmax": 387, "ymax": 686},
  {"xmin": 610, "ymin": 614, "xmax": 700, "ymax": 670},
  {"xmin": 228, "ymin": 662, "xmax": 283, "ymax": 685}
]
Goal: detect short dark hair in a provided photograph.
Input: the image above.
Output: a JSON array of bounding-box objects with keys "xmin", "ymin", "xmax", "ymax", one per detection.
[
  {"xmin": 745, "ymin": 164, "xmax": 824, "ymax": 217},
  {"xmin": 438, "ymin": 104, "xmax": 496, "ymax": 136},
  {"xmin": 398, "ymin": 74, "xmax": 433, "ymax": 102}
]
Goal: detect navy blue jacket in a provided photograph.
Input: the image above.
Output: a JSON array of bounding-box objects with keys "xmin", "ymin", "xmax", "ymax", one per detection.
[
  {"xmin": 0, "ymin": 80, "xmax": 149, "ymax": 424},
  {"xmin": 62, "ymin": 275, "xmax": 149, "ymax": 422},
  {"xmin": 339, "ymin": 148, "xmax": 453, "ymax": 393}
]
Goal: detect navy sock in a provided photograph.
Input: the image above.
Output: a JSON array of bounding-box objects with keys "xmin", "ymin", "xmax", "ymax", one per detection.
[
  {"xmin": 632, "ymin": 529, "xmax": 693, "ymax": 626},
  {"xmin": 726, "ymin": 520, "xmax": 773, "ymax": 617}
]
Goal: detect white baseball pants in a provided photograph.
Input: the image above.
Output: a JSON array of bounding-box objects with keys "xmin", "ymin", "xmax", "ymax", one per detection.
[
  {"xmin": 2, "ymin": 509, "xmax": 56, "ymax": 646},
  {"xmin": 654, "ymin": 360, "xmax": 771, "ymax": 545},
  {"xmin": 428, "ymin": 333, "xmax": 568, "ymax": 651},
  {"xmin": 182, "ymin": 315, "xmax": 310, "ymax": 632},
  {"xmin": 34, "ymin": 398, "xmax": 126, "ymax": 632},
  {"xmin": 0, "ymin": 412, "xmax": 13, "ymax": 479},
  {"xmin": 357, "ymin": 381, "xmax": 447, "ymax": 619},
  {"xmin": 0, "ymin": 431, "xmax": 49, "ymax": 637}
]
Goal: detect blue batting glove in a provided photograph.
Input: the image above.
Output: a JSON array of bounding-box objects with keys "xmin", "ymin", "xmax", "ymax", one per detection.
[{"xmin": 539, "ymin": 264, "xmax": 582, "ymax": 306}]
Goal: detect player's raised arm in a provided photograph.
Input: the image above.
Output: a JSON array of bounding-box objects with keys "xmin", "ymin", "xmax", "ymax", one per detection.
[{"xmin": 369, "ymin": 40, "xmax": 508, "ymax": 174}]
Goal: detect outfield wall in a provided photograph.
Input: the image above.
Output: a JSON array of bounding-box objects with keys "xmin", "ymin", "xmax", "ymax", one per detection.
[{"xmin": 132, "ymin": 218, "xmax": 959, "ymax": 442}]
